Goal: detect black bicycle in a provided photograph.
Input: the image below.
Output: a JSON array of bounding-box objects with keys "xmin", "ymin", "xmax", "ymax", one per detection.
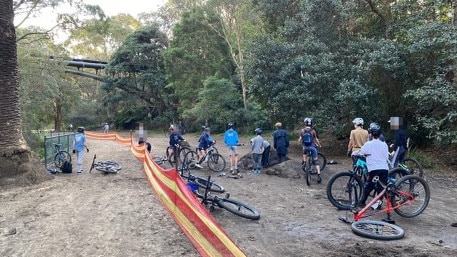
[
  {"xmin": 302, "ymin": 150, "xmax": 326, "ymax": 185},
  {"xmin": 189, "ymin": 175, "xmax": 260, "ymax": 220},
  {"xmin": 179, "ymin": 157, "xmax": 225, "ymax": 193},
  {"xmin": 53, "ymin": 143, "xmax": 71, "ymax": 168}
]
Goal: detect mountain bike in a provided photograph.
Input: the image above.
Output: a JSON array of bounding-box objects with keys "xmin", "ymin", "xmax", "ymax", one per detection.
[
  {"xmin": 301, "ymin": 150, "xmax": 326, "ymax": 185},
  {"xmin": 326, "ymin": 154, "xmax": 423, "ymax": 210},
  {"xmin": 188, "ymin": 175, "xmax": 260, "ymax": 220},
  {"xmin": 178, "ymin": 155, "xmax": 225, "ymax": 193},
  {"xmin": 339, "ymin": 174, "xmax": 430, "ymax": 240},
  {"xmin": 184, "ymin": 143, "xmax": 226, "ymax": 172},
  {"xmin": 165, "ymin": 140, "xmax": 191, "ymax": 166},
  {"xmin": 53, "ymin": 143, "xmax": 72, "ymax": 169},
  {"xmin": 89, "ymin": 154, "xmax": 121, "ymax": 174}
]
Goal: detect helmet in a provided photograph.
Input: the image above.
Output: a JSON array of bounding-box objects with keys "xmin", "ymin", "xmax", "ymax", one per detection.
[
  {"xmin": 352, "ymin": 118, "xmax": 364, "ymax": 126},
  {"xmin": 255, "ymin": 128, "xmax": 262, "ymax": 135},
  {"xmin": 77, "ymin": 127, "xmax": 85, "ymax": 133},
  {"xmin": 227, "ymin": 122, "xmax": 234, "ymax": 129},
  {"xmin": 204, "ymin": 127, "xmax": 210, "ymax": 132},
  {"xmin": 304, "ymin": 118, "xmax": 312, "ymax": 126},
  {"xmin": 368, "ymin": 122, "xmax": 381, "ymax": 137}
]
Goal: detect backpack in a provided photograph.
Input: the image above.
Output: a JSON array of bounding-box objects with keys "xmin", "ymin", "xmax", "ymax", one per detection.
[
  {"xmin": 61, "ymin": 160, "xmax": 73, "ymax": 173},
  {"xmin": 302, "ymin": 128, "xmax": 313, "ymax": 146}
]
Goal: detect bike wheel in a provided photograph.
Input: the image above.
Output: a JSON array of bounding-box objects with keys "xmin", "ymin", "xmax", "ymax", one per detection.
[
  {"xmin": 207, "ymin": 153, "xmax": 226, "ymax": 172},
  {"xmin": 178, "ymin": 147, "xmax": 191, "ymax": 164},
  {"xmin": 387, "ymin": 167, "xmax": 409, "ymax": 183},
  {"xmin": 304, "ymin": 161, "xmax": 312, "ymax": 186},
  {"xmin": 216, "ymin": 198, "xmax": 260, "ymax": 220},
  {"xmin": 184, "ymin": 150, "xmax": 199, "ymax": 170},
  {"xmin": 326, "ymin": 171, "xmax": 363, "ymax": 210},
  {"xmin": 392, "ymin": 175, "xmax": 430, "ymax": 218},
  {"xmin": 351, "ymin": 220, "xmax": 405, "ymax": 240},
  {"xmin": 318, "ymin": 152, "xmax": 327, "ymax": 171},
  {"xmin": 193, "ymin": 177, "xmax": 225, "ymax": 193},
  {"xmin": 54, "ymin": 151, "xmax": 71, "ymax": 168},
  {"xmin": 399, "ymin": 158, "xmax": 423, "ymax": 178}
]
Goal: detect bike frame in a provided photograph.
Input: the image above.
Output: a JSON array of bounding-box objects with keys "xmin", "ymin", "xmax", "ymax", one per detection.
[{"xmin": 353, "ymin": 178, "xmax": 417, "ymax": 221}]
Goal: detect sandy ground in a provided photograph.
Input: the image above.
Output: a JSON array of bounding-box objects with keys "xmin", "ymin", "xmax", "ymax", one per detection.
[{"xmin": 1, "ymin": 132, "xmax": 456, "ymax": 257}]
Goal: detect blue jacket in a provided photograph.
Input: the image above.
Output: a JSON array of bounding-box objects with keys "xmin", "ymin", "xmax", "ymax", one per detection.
[{"xmin": 224, "ymin": 129, "xmax": 239, "ymax": 147}]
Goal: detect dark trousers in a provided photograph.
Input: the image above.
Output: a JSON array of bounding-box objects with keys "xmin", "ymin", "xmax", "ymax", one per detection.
[
  {"xmin": 262, "ymin": 146, "xmax": 270, "ymax": 167},
  {"xmin": 360, "ymin": 169, "xmax": 388, "ymax": 205}
]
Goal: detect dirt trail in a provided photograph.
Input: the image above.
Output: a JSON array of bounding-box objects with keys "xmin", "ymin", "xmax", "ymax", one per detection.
[{"xmin": 1, "ymin": 132, "xmax": 456, "ymax": 257}]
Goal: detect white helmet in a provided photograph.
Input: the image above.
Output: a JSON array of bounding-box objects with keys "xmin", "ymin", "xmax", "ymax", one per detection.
[
  {"xmin": 304, "ymin": 118, "xmax": 312, "ymax": 126},
  {"xmin": 352, "ymin": 118, "xmax": 364, "ymax": 126}
]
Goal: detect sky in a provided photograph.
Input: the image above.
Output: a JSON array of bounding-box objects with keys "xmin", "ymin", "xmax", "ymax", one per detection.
[{"xmin": 16, "ymin": 0, "xmax": 167, "ymax": 29}]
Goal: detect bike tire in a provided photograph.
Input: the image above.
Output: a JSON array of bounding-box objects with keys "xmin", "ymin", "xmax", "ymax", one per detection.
[
  {"xmin": 54, "ymin": 151, "xmax": 71, "ymax": 168},
  {"xmin": 184, "ymin": 150, "xmax": 199, "ymax": 170},
  {"xmin": 178, "ymin": 147, "xmax": 191, "ymax": 164},
  {"xmin": 318, "ymin": 152, "xmax": 327, "ymax": 171},
  {"xmin": 95, "ymin": 164, "xmax": 119, "ymax": 174},
  {"xmin": 387, "ymin": 167, "xmax": 409, "ymax": 183},
  {"xmin": 326, "ymin": 171, "xmax": 363, "ymax": 210},
  {"xmin": 392, "ymin": 175, "xmax": 430, "ymax": 218},
  {"xmin": 399, "ymin": 158, "xmax": 424, "ymax": 178},
  {"xmin": 351, "ymin": 220, "xmax": 405, "ymax": 240},
  {"xmin": 216, "ymin": 197, "xmax": 260, "ymax": 220},
  {"xmin": 193, "ymin": 177, "xmax": 225, "ymax": 193},
  {"xmin": 207, "ymin": 153, "xmax": 226, "ymax": 172},
  {"xmin": 304, "ymin": 161, "xmax": 312, "ymax": 186}
]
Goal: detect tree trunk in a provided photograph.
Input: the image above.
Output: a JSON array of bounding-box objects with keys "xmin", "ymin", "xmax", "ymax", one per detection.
[{"xmin": 0, "ymin": 0, "xmax": 52, "ymax": 188}]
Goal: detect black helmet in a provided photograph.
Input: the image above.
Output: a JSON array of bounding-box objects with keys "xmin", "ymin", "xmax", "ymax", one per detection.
[
  {"xmin": 228, "ymin": 122, "xmax": 234, "ymax": 129},
  {"xmin": 368, "ymin": 122, "xmax": 381, "ymax": 137},
  {"xmin": 255, "ymin": 128, "xmax": 262, "ymax": 135},
  {"xmin": 304, "ymin": 118, "xmax": 312, "ymax": 126},
  {"xmin": 77, "ymin": 127, "xmax": 85, "ymax": 133}
]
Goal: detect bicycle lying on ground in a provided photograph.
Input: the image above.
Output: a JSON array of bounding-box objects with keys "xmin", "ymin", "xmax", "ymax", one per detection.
[
  {"xmin": 187, "ymin": 175, "xmax": 260, "ymax": 220},
  {"xmin": 178, "ymin": 156, "xmax": 225, "ymax": 193},
  {"xmin": 339, "ymin": 174, "xmax": 430, "ymax": 240},
  {"xmin": 301, "ymin": 151, "xmax": 327, "ymax": 186},
  {"xmin": 326, "ymin": 153, "xmax": 425, "ymax": 210},
  {"xmin": 185, "ymin": 142, "xmax": 226, "ymax": 172},
  {"xmin": 53, "ymin": 143, "xmax": 72, "ymax": 168},
  {"xmin": 89, "ymin": 154, "xmax": 121, "ymax": 174}
]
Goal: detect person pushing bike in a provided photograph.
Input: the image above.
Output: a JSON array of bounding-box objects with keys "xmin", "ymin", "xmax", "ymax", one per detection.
[
  {"xmin": 195, "ymin": 127, "xmax": 214, "ymax": 168},
  {"xmin": 298, "ymin": 118, "xmax": 322, "ymax": 183},
  {"xmin": 168, "ymin": 126, "xmax": 185, "ymax": 160}
]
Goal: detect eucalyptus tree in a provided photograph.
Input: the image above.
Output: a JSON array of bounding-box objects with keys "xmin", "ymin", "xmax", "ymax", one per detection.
[
  {"xmin": 163, "ymin": 6, "xmax": 234, "ymax": 113},
  {"xmin": 104, "ymin": 25, "xmax": 170, "ymax": 128}
]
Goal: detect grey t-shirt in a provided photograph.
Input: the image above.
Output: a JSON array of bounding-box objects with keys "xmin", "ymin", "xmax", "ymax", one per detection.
[{"xmin": 251, "ymin": 135, "xmax": 264, "ymax": 154}]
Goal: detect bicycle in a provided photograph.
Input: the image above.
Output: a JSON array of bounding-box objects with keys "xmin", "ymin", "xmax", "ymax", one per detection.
[
  {"xmin": 165, "ymin": 140, "xmax": 191, "ymax": 166},
  {"xmin": 301, "ymin": 150, "xmax": 326, "ymax": 186},
  {"xmin": 339, "ymin": 174, "xmax": 430, "ymax": 240},
  {"xmin": 188, "ymin": 175, "xmax": 260, "ymax": 220},
  {"xmin": 326, "ymin": 154, "xmax": 423, "ymax": 210},
  {"xmin": 178, "ymin": 155, "xmax": 225, "ymax": 193},
  {"xmin": 184, "ymin": 143, "xmax": 226, "ymax": 172},
  {"xmin": 89, "ymin": 154, "xmax": 121, "ymax": 174},
  {"xmin": 53, "ymin": 143, "xmax": 72, "ymax": 168}
]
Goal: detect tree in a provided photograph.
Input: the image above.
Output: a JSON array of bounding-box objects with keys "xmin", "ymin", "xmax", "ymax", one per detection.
[
  {"xmin": 104, "ymin": 25, "xmax": 170, "ymax": 128},
  {"xmin": 0, "ymin": 0, "xmax": 52, "ymax": 187}
]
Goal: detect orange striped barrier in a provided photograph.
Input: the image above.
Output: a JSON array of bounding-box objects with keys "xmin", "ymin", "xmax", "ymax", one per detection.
[{"xmin": 86, "ymin": 131, "xmax": 247, "ymax": 257}]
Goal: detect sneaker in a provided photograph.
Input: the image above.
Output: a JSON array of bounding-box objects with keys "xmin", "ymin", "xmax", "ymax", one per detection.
[
  {"xmin": 195, "ymin": 163, "xmax": 203, "ymax": 168},
  {"xmin": 317, "ymin": 174, "xmax": 322, "ymax": 183},
  {"xmin": 231, "ymin": 170, "xmax": 239, "ymax": 175},
  {"xmin": 77, "ymin": 170, "xmax": 82, "ymax": 174}
]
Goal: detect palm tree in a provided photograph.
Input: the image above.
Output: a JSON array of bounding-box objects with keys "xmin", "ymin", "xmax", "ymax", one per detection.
[{"xmin": 0, "ymin": 0, "xmax": 51, "ymax": 187}]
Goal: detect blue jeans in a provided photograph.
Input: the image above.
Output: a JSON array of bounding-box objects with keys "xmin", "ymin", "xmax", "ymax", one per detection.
[{"xmin": 303, "ymin": 146, "xmax": 318, "ymax": 160}]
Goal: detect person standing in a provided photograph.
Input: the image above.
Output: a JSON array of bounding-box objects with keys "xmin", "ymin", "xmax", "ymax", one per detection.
[
  {"xmin": 390, "ymin": 118, "xmax": 408, "ymax": 168},
  {"xmin": 72, "ymin": 127, "xmax": 89, "ymax": 174},
  {"xmin": 103, "ymin": 123, "xmax": 110, "ymax": 133},
  {"xmin": 224, "ymin": 122, "xmax": 239, "ymax": 175},
  {"xmin": 298, "ymin": 118, "xmax": 322, "ymax": 183},
  {"xmin": 272, "ymin": 122, "xmax": 289, "ymax": 163},
  {"xmin": 347, "ymin": 118, "xmax": 369, "ymax": 157},
  {"xmin": 251, "ymin": 128, "xmax": 264, "ymax": 174},
  {"xmin": 357, "ymin": 122, "xmax": 389, "ymax": 207}
]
